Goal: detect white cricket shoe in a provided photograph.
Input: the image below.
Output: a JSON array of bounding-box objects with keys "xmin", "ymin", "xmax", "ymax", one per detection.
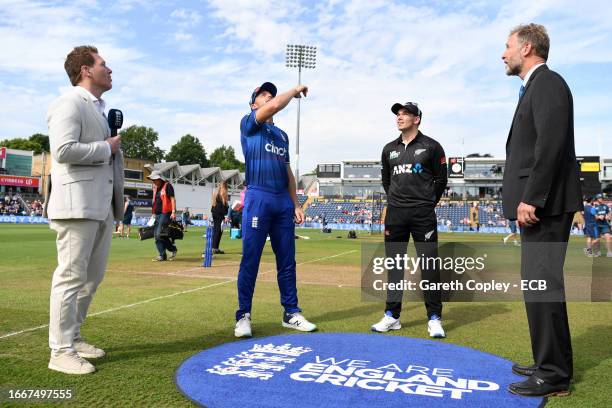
[
  {"xmin": 371, "ymin": 314, "xmax": 401, "ymax": 333},
  {"xmin": 48, "ymin": 351, "xmax": 95, "ymax": 375},
  {"xmin": 282, "ymin": 313, "xmax": 317, "ymax": 332},
  {"xmin": 428, "ymin": 316, "xmax": 446, "ymax": 338},
  {"xmin": 74, "ymin": 340, "xmax": 105, "ymax": 359},
  {"xmin": 235, "ymin": 313, "xmax": 252, "ymax": 338}
]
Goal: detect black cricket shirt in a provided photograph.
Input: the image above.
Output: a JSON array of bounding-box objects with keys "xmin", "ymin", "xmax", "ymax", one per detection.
[{"xmin": 381, "ymin": 131, "xmax": 448, "ymax": 208}]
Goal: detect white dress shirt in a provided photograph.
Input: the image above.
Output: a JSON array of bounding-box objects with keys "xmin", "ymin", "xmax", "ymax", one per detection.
[
  {"xmin": 77, "ymin": 86, "xmax": 111, "ymax": 157},
  {"xmin": 522, "ymin": 63, "xmax": 545, "ymax": 86}
]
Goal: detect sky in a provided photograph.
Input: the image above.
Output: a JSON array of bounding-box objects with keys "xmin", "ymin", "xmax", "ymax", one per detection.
[{"xmin": 1, "ymin": 0, "xmax": 611, "ymax": 174}]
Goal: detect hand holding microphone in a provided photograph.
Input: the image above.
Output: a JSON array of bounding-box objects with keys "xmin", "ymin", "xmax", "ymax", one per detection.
[{"xmin": 107, "ymin": 109, "xmax": 123, "ymax": 155}]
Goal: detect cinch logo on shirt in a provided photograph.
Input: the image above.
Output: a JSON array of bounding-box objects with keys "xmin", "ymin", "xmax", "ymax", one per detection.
[{"xmin": 265, "ymin": 142, "xmax": 286, "ymax": 157}]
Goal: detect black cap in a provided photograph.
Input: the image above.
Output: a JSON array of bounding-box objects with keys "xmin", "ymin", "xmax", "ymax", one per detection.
[
  {"xmin": 249, "ymin": 82, "xmax": 277, "ymax": 106},
  {"xmin": 391, "ymin": 102, "xmax": 422, "ymax": 118}
]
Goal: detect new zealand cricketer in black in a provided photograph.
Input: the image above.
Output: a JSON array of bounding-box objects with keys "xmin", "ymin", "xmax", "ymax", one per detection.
[{"xmin": 380, "ymin": 103, "xmax": 448, "ymax": 323}]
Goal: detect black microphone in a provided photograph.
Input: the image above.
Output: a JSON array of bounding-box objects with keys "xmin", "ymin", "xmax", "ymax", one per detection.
[{"xmin": 108, "ymin": 109, "xmax": 123, "ymax": 136}]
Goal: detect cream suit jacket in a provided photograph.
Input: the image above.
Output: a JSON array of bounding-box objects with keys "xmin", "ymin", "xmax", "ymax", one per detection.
[{"xmin": 44, "ymin": 86, "xmax": 124, "ymax": 221}]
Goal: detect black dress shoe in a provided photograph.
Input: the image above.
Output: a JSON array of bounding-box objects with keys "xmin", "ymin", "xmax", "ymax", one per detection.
[
  {"xmin": 508, "ymin": 376, "xmax": 570, "ymax": 397},
  {"xmin": 512, "ymin": 363, "xmax": 537, "ymax": 377}
]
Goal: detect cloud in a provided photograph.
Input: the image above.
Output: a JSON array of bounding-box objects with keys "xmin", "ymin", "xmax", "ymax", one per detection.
[{"xmin": 170, "ymin": 8, "xmax": 203, "ymax": 28}]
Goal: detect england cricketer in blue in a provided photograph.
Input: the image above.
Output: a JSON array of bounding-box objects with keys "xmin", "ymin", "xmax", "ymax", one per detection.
[{"xmin": 234, "ymin": 81, "xmax": 317, "ymax": 337}]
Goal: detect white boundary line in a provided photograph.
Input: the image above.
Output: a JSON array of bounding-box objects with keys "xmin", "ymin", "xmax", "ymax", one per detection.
[{"xmin": 0, "ymin": 250, "xmax": 357, "ymax": 340}]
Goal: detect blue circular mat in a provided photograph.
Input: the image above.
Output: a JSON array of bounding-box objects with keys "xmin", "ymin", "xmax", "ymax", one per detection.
[{"xmin": 176, "ymin": 333, "xmax": 543, "ymax": 407}]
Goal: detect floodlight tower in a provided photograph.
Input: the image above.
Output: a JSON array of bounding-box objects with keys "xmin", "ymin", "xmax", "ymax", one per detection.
[{"xmin": 285, "ymin": 44, "xmax": 317, "ymax": 185}]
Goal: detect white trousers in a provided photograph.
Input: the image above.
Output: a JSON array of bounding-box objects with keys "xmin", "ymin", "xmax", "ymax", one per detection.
[{"xmin": 49, "ymin": 210, "xmax": 113, "ymax": 351}]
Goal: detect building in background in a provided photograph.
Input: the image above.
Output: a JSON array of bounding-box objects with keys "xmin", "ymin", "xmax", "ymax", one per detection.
[
  {"xmin": 0, "ymin": 147, "xmax": 39, "ymax": 197},
  {"xmin": 145, "ymin": 162, "xmax": 244, "ymax": 217},
  {"xmin": 313, "ymin": 156, "xmax": 609, "ymax": 200}
]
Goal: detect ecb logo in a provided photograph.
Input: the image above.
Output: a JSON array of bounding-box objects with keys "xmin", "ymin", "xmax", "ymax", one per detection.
[{"xmin": 176, "ymin": 333, "xmax": 543, "ymax": 407}]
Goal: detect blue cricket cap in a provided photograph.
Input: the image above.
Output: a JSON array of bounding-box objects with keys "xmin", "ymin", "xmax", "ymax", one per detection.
[{"xmin": 249, "ymin": 82, "xmax": 277, "ymax": 106}]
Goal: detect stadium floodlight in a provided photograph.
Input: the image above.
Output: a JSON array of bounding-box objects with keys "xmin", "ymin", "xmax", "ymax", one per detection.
[{"xmin": 285, "ymin": 44, "xmax": 317, "ymax": 185}]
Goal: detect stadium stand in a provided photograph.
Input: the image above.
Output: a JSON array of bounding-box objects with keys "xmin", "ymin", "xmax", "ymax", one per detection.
[
  {"xmin": 297, "ymin": 194, "xmax": 308, "ymax": 206},
  {"xmin": 304, "ymin": 199, "xmax": 384, "ymax": 224},
  {"xmin": 301, "ymin": 197, "xmax": 511, "ymax": 231},
  {"xmin": 0, "ymin": 193, "xmax": 30, "ymax": 215}
]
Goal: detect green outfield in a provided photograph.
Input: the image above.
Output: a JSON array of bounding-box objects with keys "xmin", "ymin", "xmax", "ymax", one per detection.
[{"xmin": 0, "ymin": 224, "xmax": 610, "ymax": 407}]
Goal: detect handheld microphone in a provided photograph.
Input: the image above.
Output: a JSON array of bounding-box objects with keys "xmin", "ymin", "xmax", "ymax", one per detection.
[{"xmin": 108, "ymin": 109, "xmax": 123, "ymax": 136}]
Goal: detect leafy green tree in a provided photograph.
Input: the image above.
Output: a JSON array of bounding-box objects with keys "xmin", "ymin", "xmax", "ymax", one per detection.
[
  {"xmin": 0, "ymin": 137, "xmax": 42, "ymax": 153},
  {"xmin": 28, "ymin": 133, "xmax": 49, "ymax": 152},
  {"xmin": 119, "ymin": 125, "xmax": 165, "ymax": 161},
  {"xmin": 165, "ymin": 134, "xmax": 209, "ymax": 167},
  {"xmin": 209, "ymin": 145, "xmax": 245, "ymax": 171}
]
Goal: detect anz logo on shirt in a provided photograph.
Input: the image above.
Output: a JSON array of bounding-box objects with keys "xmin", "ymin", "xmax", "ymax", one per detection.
[{"xmin": 393, "ymin": 163, "xmax": 423, "ymax": 175}]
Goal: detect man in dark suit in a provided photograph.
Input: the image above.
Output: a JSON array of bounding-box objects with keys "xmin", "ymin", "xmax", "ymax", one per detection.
[{"xmin": 501, "ymin": 23, "xmax": 582, "ymax": 397}]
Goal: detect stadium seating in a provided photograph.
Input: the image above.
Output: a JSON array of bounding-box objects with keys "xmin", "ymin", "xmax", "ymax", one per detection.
[
  {"xmin": 297, "ymin": 194, "xmax": 308, "ymax": 206},
  {"xmin": 304, "ymin": 199, "xmax": 385, "ymax": 224},
  {"xmin": 434, "ymin": 202, "xmax": 507, "ymax": 230},
  {"xmin": 302, "ymin": 199, "xmax": 508, "ymax": 228}
]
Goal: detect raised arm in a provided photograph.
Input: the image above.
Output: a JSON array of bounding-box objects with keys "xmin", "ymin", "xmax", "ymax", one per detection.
[{"xmin": 255, "ymin": 85, "xmax": 308, "ymax": 123}]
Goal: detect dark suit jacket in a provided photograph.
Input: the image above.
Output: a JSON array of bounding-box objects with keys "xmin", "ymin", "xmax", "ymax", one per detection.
[{"xmin": 502, "ymin": 65, "xmax": 583, "ymax": 220}]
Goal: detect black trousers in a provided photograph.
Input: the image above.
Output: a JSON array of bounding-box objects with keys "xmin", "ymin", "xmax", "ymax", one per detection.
[
  {"xmin": 212, "ymin": 215, "xmax": 224, "ymax": 250},
  {"xmin": 520, "ymin": 212, "xmax": 573, "ymax": 384},
  {"xmin": 384, "ymin": 205, "xmax": 442, "ymax": 319},
  {"xmin": 154, "ymin": 213, "xmax": 176, "ymax": 257}
]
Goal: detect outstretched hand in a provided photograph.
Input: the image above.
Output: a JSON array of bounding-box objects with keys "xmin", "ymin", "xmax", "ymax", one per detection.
[{"xmin": 295, "ymin": 85, "xmax": 308, "ymax": 98}]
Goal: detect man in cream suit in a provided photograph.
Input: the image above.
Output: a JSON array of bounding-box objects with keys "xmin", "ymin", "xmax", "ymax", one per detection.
[{"xmin": 45, "ymin": 45, "xmax": 124, "ymax": 374}]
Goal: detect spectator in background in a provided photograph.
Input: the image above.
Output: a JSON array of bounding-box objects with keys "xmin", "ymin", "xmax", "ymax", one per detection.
[
  {"xmin": 211, "ymin": 181, "xmax": 229, "ymax": 254},
  {"xmin": 469, "ymin": 202, "xmax": 479, "ymax": 231},
  {"xmin": 229, "ymin": 200, "xmax": 243, "ymax": 230},
  {"xmin": 149, "ymin": 171, "xmax": 177, "ymax": 261},
  {"xmin": 118, "ymin": 196, "xmax": 134, "ymax": 238},
  {"xmin": 181, "ymin": 207, "xmax": 191, "ymax": 230}
]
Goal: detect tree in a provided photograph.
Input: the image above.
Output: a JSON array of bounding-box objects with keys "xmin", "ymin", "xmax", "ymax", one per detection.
[
  {"xmin": 165, "ymin": 134, "xmax": 209, "ymax": 167},
  {"xmin": 29, "ymin": 133, "xmax": 49, "ymax": 153},
  {"xmin": 0, "ymin": 137, "xmax": 42, "ymax": 153},
  {"xmin": 466, "ymin": 153, "xmax": 493, "ymax": 158},
  {"xmin": 119, "ymin": 125, "xmax": 165, "ymax": 162},
  {"xmin": 209, "ymin": 145, "xmax": 245, "ymax": 171}
]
